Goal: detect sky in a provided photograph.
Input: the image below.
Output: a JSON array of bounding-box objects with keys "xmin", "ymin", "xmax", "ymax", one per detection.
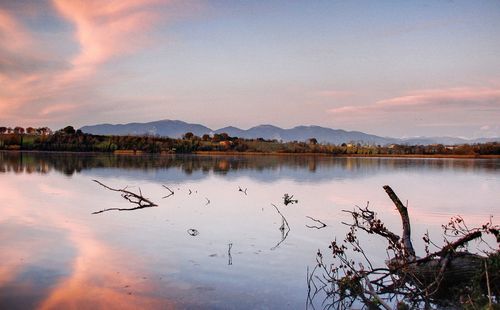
[{"xmin": 0, "ymin": 0, "xmax": 499, "ymax": 138}]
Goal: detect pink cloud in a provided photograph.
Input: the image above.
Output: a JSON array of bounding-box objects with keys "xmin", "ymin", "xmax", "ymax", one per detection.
[
  {"xmin": 40, "ymin": 103, "xmax": 79, "ymax": 117},
  {"xmin": 52, "ymin": 0, "xmax": 167, "ymax": 83},
  {"xmin": 0, "ymin": 1, "xmax": 181, "ymax": 127},
  {"xmin": 329, "ymin": 86, "xmax": 500, "ymax": 116},
  {"xmin": 376, "ymin": 87, "xmax": 500, "ymax": 108},
  {"xmin": 0, "ymin": 9, "xmax": 30, "ymax": 50}
]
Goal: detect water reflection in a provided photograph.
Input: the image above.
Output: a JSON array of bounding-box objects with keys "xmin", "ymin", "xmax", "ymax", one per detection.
[
  {"xmin": 1, "ymin": 152, "xmax": 498, "ymax": 182},
  {"xmin": 0, "ymin": 151, "xmax": 498, "ymax": 309}
]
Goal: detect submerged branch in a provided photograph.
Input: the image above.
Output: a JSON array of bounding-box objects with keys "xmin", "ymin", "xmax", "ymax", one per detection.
[
  {"xmin": 271, "ymin": 203, "xmax": 291, "ymax": 250},
  {"xmin": 92, "ymin": 179, "xmax": 158, "ymax": 214},
  {"xmin": 306, "ymin": 216, "xmax": 327, "ymax": 229},
  {"xmin": 162, "ymin": 185, "xmax": 174, "ymax": 198},
  {"xmin": 238, "ymin": 186, "xmax": 247, "ymax": 195}
]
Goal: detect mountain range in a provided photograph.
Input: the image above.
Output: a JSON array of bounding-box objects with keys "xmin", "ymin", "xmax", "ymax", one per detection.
[{"xmin": 80, "ymin": 120, "xmax": 499, "ymax": 146}]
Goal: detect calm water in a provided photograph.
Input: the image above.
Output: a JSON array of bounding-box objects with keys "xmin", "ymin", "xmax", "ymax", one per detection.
[{"xmin": 0, "ymin": 152, "xmax": 499, "ymax": 309}]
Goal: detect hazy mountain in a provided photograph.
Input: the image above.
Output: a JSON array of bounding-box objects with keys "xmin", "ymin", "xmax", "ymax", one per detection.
[
  {"xmin": 216, "ymin": 125, "xmax": 398, "ymax": 145},
  {"xmin": 80, "ymin": 120, "xmax": 211, "ymax": 138},
  {"xmin": 401, "ymin": 136, "xmax": 499, "ymax": 145},
  {"xmin": 80, "ymin": 120, "xmax": 499, "ymax": 145}
]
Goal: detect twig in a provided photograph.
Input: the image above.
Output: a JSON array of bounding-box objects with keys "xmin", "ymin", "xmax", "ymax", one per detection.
[
  {"xmin": 306, "ymin": 216, "xmax": 327, "ymax": 229},
  {"xmin": 238, "ymin": 186, "xmax": 247, "ymax": 195},
  {"xmin": 228, "ymin": 243, "xmax": 233, "ymax": 265},
  {"xmin": 283, "ymin": 193, "xmax": 298, "ymax": 206},
  {"xmin": 415, "ymin": 231, "xmax": 483, "ymax": 264},
  {"xmin": 205, "ymin": 197, "xmax": 210, "ymax": 206},
  {"xmin": 359, "ymin": 263, "xmax": 392, "ymax": 310},
  {"xmin": 485, "ymin": 260, "xmax": 492, "ymax": 308},
  {"xmin": 162, "ymin": 185, "xmax": 174, "ymax": 198}
]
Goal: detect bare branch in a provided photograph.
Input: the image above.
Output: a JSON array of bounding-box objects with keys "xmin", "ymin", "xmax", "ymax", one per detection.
[
  {"xmin": 92, "ymin": 180, "xmax": 157, "ymax": 214},
  {"xmin": 383, "ymin": 185, "xmax": 415, "ymax": 260}
]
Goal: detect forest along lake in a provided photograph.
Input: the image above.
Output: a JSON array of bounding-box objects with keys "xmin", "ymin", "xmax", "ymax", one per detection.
[{"xmin": 0, "ymin": 152, "xmax": 498, "ymax": 309}]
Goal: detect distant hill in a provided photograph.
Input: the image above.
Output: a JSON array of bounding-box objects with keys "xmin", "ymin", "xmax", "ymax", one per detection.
[
  {"xmin": 215, "ymin": 124, "xmax": 398, "ymax": 145},
  {"xmin": 401, "ymin": 136, "xmax": 500, "ymax": 145},
  {"xmin": 80, "ymin": 120, "xmax": 211, "ymax": 138},
  {"xmin": 80, "ymin": 120, "xmax": 499, "ymax": 146}
]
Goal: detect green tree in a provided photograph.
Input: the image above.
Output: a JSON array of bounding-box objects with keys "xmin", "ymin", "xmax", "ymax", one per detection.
[
  {"xmin": 14, "ymin": 126, "xmax": 25, "ymax": 134},
  {"xmin": 308, "ymin": 138, "xmax": 318, "ymax": 145},
  {"xmin": 62, "ymin": 126, "xmax": 76, "ymax": 135},
  {"xmin": 183, "ymin": 132, "xmax": 194, "ymax": 140}
]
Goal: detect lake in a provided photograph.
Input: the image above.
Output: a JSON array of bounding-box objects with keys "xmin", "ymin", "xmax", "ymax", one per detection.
[{"xmin": 0, "ymin": 152, "xmax": 498, "ymax": 309}]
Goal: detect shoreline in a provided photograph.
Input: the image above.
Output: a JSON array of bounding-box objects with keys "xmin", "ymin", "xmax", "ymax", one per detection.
[
  {"xmin": 193, "ymin": 151, "xmax": 500, "ymax": 159},
  {"xmin": 1, "ymin": 149, "xmax": 499, "ymax": 159}
]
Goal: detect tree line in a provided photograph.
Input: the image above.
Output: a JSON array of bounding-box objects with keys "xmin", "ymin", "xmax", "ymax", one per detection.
[{"xmin": 1, "ymin": 125, "xmax": 499, "ymax": 156}]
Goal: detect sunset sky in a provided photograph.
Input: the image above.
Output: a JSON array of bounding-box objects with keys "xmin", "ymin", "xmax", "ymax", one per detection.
[{"xmin": 1, "ymin": 0, "xmax": 499, "ymax": 138}]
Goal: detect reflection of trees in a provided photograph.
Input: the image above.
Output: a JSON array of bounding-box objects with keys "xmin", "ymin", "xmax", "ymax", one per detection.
[{"xmin": 0, "ymin": 152, "xmax": 498, "ymax": 178}]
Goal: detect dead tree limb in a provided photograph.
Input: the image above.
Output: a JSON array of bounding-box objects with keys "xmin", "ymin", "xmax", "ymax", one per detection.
[
  {"xmin": 92, "ymin": 180, "xmax": 158, "ymax": 214},
  {"xmin": 383, "ymin": 185, "xmax": 415, "ymax": 260}
]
